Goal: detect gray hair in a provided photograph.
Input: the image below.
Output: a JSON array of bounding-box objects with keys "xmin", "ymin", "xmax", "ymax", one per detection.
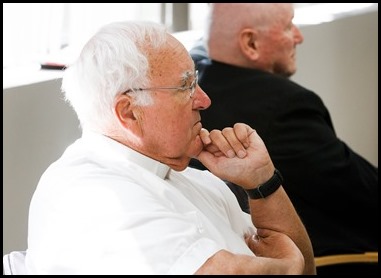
[{"xmin": 61, "ymin": 21, "xmax": 168, "ymax": 132}]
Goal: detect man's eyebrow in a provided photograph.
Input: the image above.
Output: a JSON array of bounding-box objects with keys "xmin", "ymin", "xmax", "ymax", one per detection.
[{"xmin": 180, "ymin": 70, "xmax": 195, "ymax": 83}]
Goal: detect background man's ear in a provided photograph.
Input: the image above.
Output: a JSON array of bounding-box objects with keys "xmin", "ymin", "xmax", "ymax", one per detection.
[{"xmin": 239, "ymin": 29, "xmax": 259, "ymax": 60}]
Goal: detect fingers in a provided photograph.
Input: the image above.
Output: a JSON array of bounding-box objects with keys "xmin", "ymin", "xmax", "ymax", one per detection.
[
  {"xmin": 204, "ymin": 124, "xmax": 250, "ymax": 158},
  {"xmin": 200, "ymin": 128, "xmax": 224, "ymax": 156},
  {"xmin": 199, "ymin": 128, "xmax": 211, "ymax": 145},
  {"xmin": 233, "ymin": 123, "xmax": 251, "ymax": 149}
]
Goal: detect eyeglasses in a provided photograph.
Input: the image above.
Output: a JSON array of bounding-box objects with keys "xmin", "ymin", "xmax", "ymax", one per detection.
[{"xmin": 123, "ymin": 70, "xmax": 198, "ymax": 99}]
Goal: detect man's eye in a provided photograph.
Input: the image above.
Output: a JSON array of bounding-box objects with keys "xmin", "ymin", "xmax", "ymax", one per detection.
[{"xmin": 179, "ymin": 81, "xmax": 190, "ymax": 91}]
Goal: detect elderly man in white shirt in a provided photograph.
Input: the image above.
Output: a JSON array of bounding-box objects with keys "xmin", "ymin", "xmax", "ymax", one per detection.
[{"xmin": 25, "ymin": 21, "xmax": 315, "ymax": 275}]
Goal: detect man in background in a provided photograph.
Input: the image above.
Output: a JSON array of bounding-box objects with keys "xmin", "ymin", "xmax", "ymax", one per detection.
[{"xmin": 189, "ymin": 3, "xmax": 378, "ymax": 270}]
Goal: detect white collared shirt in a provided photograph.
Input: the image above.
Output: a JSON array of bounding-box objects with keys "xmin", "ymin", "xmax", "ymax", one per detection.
[{"xmin": 26, "ymin": 130, "xmax": 256, "ymax": 274}]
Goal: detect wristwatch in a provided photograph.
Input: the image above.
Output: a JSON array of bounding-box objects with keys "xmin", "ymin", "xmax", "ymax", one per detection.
[{"xmin": 245, "ymin": 169, "xmax": 284, "ymax": 199}]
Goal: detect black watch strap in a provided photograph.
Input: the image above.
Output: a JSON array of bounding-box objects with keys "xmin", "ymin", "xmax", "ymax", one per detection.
[{"xmin": 245, "ymin": 169, "xmax": 284, "ymax": 199}]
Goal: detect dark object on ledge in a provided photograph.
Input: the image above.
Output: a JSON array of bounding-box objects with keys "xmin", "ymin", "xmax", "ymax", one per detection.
[{"xmin": 40, "ymin": 62, "xmax": 66, "ymax": 70}]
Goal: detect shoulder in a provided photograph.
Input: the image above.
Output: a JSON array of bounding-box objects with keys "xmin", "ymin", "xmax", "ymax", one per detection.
[{"xmin": 267, "ymin": 75, "xmax": 324, "ymax": 104}]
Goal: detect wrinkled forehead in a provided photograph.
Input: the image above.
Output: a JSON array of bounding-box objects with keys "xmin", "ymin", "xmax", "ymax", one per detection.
[{"xmin": 146, "ymin": 34, "xmax": 195, "ymax": 83}]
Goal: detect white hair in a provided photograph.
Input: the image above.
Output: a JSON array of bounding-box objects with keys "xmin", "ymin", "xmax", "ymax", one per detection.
[{"xmin": 61, "ymin": 21, "xmax": 168, "ymax": 132}]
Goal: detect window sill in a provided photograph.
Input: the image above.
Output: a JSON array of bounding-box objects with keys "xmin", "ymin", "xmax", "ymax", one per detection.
[{"xmin": 3, "ymin": 64, "xmax": 64, "ymax": 90}]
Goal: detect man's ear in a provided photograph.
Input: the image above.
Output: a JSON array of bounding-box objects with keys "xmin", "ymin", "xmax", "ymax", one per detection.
[
  {"xmin": 114, "ymin": 95, "xmax": 136, "ymax": 128},
  {"xmin": 239, "ymin": 28, "xmax": 259, "ymax": 60}
]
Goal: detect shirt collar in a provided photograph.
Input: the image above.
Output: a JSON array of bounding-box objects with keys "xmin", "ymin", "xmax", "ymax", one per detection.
[{"xmin": 81, "ymin": 130, "xmax": 171, "ymax": 180}]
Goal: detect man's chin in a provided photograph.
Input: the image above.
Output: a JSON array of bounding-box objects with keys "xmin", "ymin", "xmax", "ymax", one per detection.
[{"xmin": 189, "ymin": 135, "xmax": 204, "ymax": 159}]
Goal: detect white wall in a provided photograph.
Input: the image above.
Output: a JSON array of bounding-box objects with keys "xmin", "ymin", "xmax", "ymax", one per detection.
[
  {"xmin": 2, "ymin": 10, "xmax": 378, "ymax": 257},
  {"xmin": 292, "ymin": 11, "xmax": 378, "ymax": 167},
  {"xmin": 3, "ymin": 79, "xmax": 81, "ymax": 256}
]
